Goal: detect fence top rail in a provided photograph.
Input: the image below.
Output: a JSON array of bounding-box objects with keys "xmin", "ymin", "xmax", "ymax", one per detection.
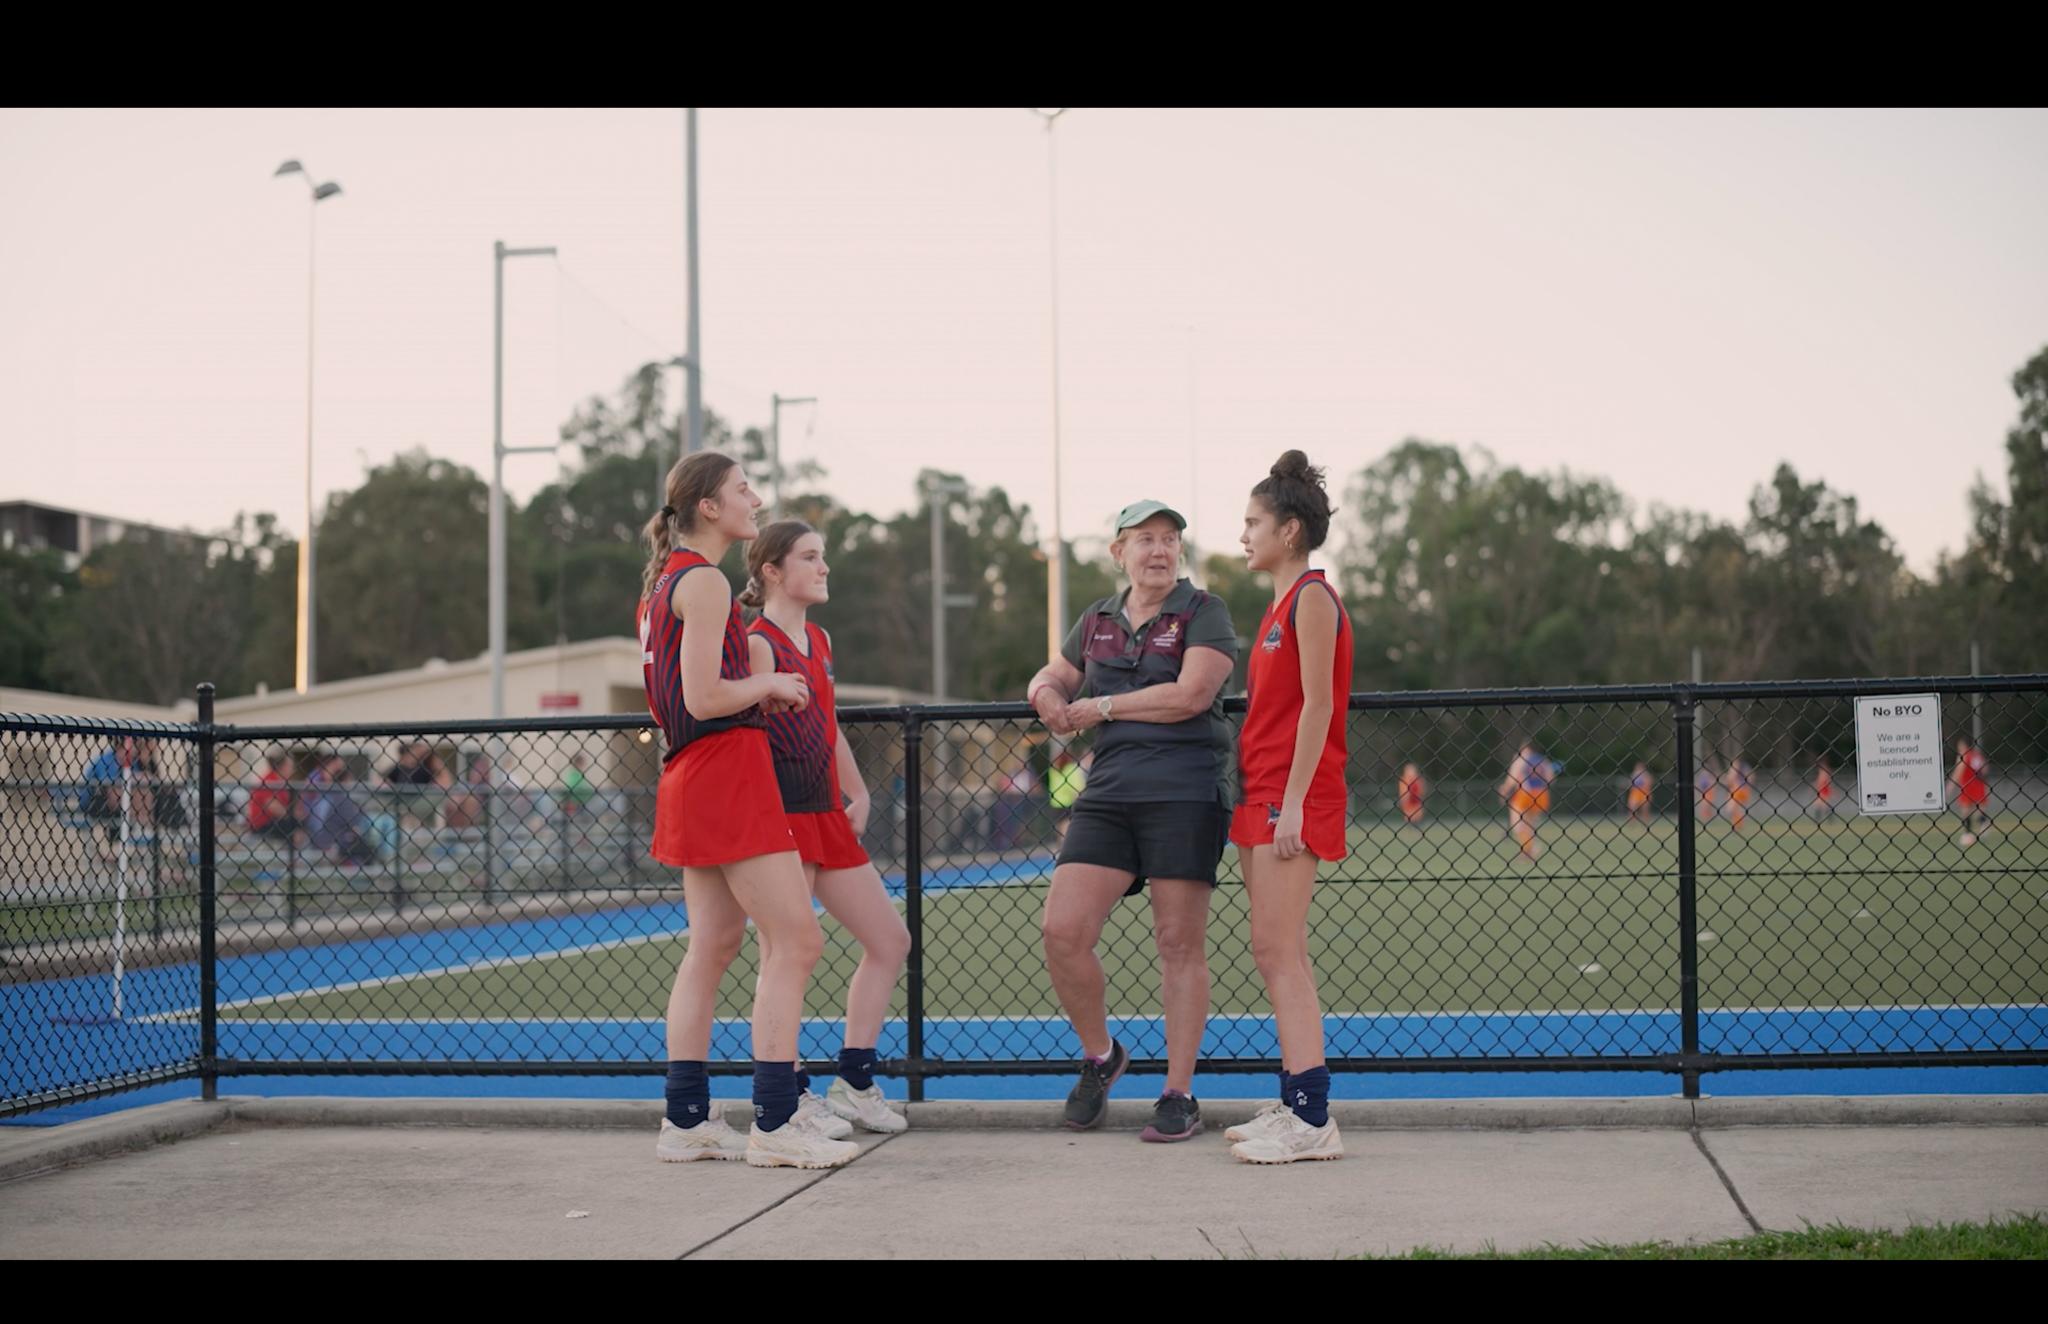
[
  {"xmin": 847, "ymin": 672, "xmax": 2048, "ymax": 722},
  {"xmin": 0, "ymin": 712, "xmax": 203, "ymax": 739},
  {"xmin": 210, "ymin": 713, "xmax": 661, "ymax": 742},
  {"xmin": 4, "ymin": 674, "xmax": 2043, "ymax": 740},
  {"xmin": 1350, "ymin": 673, "xmax": 2048, "ymax": 710}
]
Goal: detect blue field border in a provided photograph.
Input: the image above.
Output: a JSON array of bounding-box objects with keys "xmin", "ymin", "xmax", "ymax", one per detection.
[
  {"xmin": 9, "ymin": 850, "xmax": 2047, "ymax": 1120},
  {"xmin": 194, "ymin": 1007, "xmax": 2048, "ymax": 1064}
]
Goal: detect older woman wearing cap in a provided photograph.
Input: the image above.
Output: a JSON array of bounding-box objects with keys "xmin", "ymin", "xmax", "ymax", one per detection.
[{"xmin": 1024, "ymin": 499, "xmax": 1239, "ymax": 1142}]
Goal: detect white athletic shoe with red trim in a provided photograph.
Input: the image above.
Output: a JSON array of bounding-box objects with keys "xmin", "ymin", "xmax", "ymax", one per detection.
[
  {"xmin": 656, "ymin": 1115, "xmax": 749, "ymax": 1163},
  {"xmin": 746, "ymin": 1120, "xmax": 861, "ymax": 1169},
  {"xmin": 1229, "ymin": 1109, "xmax": 1344, "ymax": 1164},
  {"xmin": 796, "ymin": 1089, "xmax": 855, "ymax": 1139},
  {"xmin": 826, "ymin": 1077, "xmax": 910, "ymax": 1133},
  {"xmin": 1223, "ymin": 1099, "xmax": 1291, "ymax": 1143}
]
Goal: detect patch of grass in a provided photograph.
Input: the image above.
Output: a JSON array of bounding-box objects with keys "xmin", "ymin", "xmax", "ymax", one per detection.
[
  {"xmin": 1367, "ymin": 1215, "xmax": 2048, "ymax": 1260},
  {"xmin": 237, "ymin": 816, "xmax": 2048, "ymax": 1022}
]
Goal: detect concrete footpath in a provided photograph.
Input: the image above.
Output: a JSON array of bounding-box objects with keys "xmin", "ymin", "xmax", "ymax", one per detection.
[{"xmin": 1, "ymin": 1096, "xmax": 2044, "ymax": 1259}]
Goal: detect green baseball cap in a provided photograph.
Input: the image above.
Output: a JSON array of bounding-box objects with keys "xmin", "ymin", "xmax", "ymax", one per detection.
[{"xmin": 1113, "ymin": 499, "xmax": 1187, "ymax": 533}]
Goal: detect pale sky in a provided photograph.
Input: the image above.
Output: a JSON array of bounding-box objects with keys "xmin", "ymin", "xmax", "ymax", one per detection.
[{"xmin": 4, "ymin": 107, "xmax": 2045, "ymax": 571}]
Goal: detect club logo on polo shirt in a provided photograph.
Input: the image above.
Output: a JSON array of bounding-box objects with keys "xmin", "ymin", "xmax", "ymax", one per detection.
[
  {"xmin": 1262, "ymin": 623, "xmax": 1284, "ymax": 651},
  {"xmin": 1152, "ymin": 621, "xmax": 1182, "ymax": 649}
]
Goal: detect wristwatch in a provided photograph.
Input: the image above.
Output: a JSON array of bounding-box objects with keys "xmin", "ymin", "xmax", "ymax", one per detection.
[{"xmin": 1096, "ymin": 695, "xmax": 1114, "ymax": 722}]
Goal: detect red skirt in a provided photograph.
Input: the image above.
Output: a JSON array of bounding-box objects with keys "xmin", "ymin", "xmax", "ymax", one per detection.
[
  {"xmin": 787, "ymin": 809, "xmax": 871, "ymax": 870},
  {"xmin": 651, "ymin": 728, "xmax": 798, "ymax": 868},
  {"xmin": 1229, "ymin": 800, "xmax": 1348, "ymax": 863}
]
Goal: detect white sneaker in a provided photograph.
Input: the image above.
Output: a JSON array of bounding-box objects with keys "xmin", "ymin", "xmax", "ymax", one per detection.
[
  {"xmin": 826, "ymin": 1076, "xmax": 910, "ymax": 1133},
  {"xmin": 796, "ymin": 1089, "xmax": 855, "ymax": 1139},
  {"xmin": 1223, "ymin": 1099, "xmax": 1291, "ymax": 1143},
  {"xmin": 1228, "ymin": 1108, "xmax": 1344, "ymax": 1164},
  {"xmin": 656, "ymin": 1115, "xmax": 749, "ymax": 1163},
  {"xmin": 746, "ymin": 1120, "xmax": 861, "ymax": 1169}
]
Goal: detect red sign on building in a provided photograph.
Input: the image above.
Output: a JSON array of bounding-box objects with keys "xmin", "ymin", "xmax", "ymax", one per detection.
[{"xmin": 539, "ymin": 693, "xmax": 581, "ymax": 710}]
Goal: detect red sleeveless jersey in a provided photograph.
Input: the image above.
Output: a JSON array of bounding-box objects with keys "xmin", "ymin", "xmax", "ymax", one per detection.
[
  {"xmin": 1238, "ymin": 569, "xmax": 1352, "ymax": 806},
  {"xmin": 637, "ymin": 548, "xmax": 762, "ymax": 766},
  {"xmin": 748, "ymin": 617, "xmax": 843, "ymax": 814}
]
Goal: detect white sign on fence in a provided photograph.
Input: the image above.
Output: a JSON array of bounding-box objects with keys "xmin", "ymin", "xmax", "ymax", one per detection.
[{"xmin": 1853, "ymin": 693, "xmax": 1945, "ymax": 816}]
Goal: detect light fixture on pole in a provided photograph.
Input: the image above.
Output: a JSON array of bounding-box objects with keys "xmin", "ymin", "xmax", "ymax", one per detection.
[
  {"xmin": 1029, "ymin": 109, "xmax": 1069, "ymax": 663},
  {"xmin": 685, "ymin": 109, "xmax": 703, "ymax": 456},
  {"xmin": 770, "ymin": 393, "xmax": 817, "ymax": 520},
  {"xmin": 663, "ymin": 354, "xmax": 698, "ymax": 500},
  {"xmin": 491, "ymin": 239, "xmax": 560, "ymax": 720},
  {"xmin": 924, "ymin": 475, "xmax": 976, "ymax": 702},
  {"xmin": 274, "ymin": 159, "xmax": 342, "ymax": 694}
]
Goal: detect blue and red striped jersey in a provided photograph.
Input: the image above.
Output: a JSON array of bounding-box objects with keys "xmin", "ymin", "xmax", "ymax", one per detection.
[
  {"xmin": 638, "ymin": 548, "xmax": 763, "ymax": 766},
  {"xmin": 748, "ymin": 616, "xmax": 841, "ymax": 814}
]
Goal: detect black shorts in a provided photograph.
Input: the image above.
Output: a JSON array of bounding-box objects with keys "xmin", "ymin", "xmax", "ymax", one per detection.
[{"xmin": 1055, "ymin": 798, "xmax": 1230, "ymax": 896}]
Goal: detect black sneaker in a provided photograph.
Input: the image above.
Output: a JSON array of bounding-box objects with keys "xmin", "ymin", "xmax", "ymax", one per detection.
[
  {"xmin": 1140, "ymin": 1092, "xmax": 1202, "ymax": 1143},
  {"xmin": 1062, "ymin": 1040, "xmax": 1129, "ymax": 1130}
]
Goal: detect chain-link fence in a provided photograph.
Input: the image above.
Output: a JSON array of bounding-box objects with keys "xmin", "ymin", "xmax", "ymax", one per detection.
[
  {"xmin": 5, "ymin": 677, "xmax": 2045, "ymax": 1116},
  {"xmin": 2, "ymin": 714, "xmax": 206, "ymax": 1112}
]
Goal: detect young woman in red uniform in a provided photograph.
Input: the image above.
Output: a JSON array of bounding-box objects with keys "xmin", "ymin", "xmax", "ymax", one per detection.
[
  {"xmin": 1952, "ymin": 738, "xmax": 1992, "ymax": 845},
  {"xmin": 1224, "ymin": 450, "xmax": 1353, "ymax": 1164},
  {"xmin": 640, "ymin": 454, "xmax": 858, "ymax": 1171},
  {"xmin": 1398, "ymin": 763, "xmax": 1427, "ymax": 828},
  {"xmin": 743, "ymin": 520, "xmax": 912, "ymax": 1137},
  {"xmin": 1812, "ymin": 757, "xmax": 1836, "ymax": 822}
]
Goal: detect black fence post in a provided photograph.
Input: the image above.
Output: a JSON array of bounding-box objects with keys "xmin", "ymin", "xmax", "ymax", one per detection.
[
  {"xmin": 559, "ymin": 792, "xmax": 572, "ymax": 891},
  {"xmin": 1672, "ymin": 686, "xmax": 1703, "ymax": 1100},
  {"xmin": 285, "ymin": 783, "xmax": 299, "ymax": 929},
  {"xmin": 483, "ymin": 782, "xmax": 499, "ymax": 905},
  {"xmin": 196, "ymin": 684, "xmax": 218, "ymax": 1103},
  {"xmin": 149, "ymin": 832, "xmax": 164, "ymax": 941},
  {"xmin": 389, "ymin": 788, "xmax": 408, "ymax": 917},
  {"xmin": 285, "ymin": 780, "xmax": 300, "ymax": 931},
  {"xmin": 903, "ymin": 712, "xmax": 927, "ymax": 1103}
]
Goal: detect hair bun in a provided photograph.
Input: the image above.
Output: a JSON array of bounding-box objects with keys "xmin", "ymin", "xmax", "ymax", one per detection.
[{"xmin": 1271, "ymin": 449, "xmax": 1318, "ymax": 484}]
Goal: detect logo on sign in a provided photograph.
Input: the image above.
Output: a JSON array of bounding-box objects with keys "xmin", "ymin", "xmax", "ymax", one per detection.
[{"xmin": 1869, "ymin": 792, "xmax": 1888, "ymax": 807}]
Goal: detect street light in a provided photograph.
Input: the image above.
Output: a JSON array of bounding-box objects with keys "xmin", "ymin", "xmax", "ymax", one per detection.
[
  {"xmin": 685, "ymin": 109, "xmax": 703, "ymax": 456},
  {"xmin": 769, "ymin": 393, "xmax": 817, "ymax": 520},
  {"xmin": 663, "ymin": 354, "xmax": 698, "ymax": 500},
  {"xmin": 924, "ymin": 475, "xmax": 976, "ymax": 702},
  {"xmin": 274, "ymin": 159, "xmax": 342, "ymax": 693},
  {"xmin": 1029, "ymin": 109, "xmax": 1068, "ymax": 664},
  {"xmin": 491, "ymin": 239, "xmax": 560, "ymax": 720}
]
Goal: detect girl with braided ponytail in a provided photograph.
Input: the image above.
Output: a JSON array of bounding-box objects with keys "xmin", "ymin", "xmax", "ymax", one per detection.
[{"xmin": 639, "ymin": 453, "xmax": 859, "ymax": 1171}]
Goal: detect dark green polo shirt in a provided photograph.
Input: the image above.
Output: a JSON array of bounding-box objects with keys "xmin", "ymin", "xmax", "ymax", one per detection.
[{"xmin": 1059, "ymin": 577, "xmax": 1238, "ymax": 804}]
